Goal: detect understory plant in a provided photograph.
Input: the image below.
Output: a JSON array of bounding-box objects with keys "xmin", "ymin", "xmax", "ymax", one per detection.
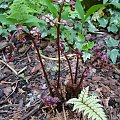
[
  {"xmin": 0, "ymin": 0, "xmax": 115, "ymax": 119},
  {"xmin": 106, "ymin": 36, "xmax": 120, "ymax": 64}
]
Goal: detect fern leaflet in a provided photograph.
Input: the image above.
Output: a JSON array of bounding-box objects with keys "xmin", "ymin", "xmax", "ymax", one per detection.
[{"xmin": 67, "ymin": 87, "xmax": 107, "ymax": 120}]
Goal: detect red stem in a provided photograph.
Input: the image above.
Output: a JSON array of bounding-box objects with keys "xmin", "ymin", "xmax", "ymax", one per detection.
[
  {"xmin": 56, "ymin": 1, "xmax": 64, "ymax": 88},
  {"xmin": 31, "ymin": 38, "xmax": 53, "ymax": 96},
  {"xmin": 78, "ymin": 68, "xmax": 88, "ymax": 89},
  {"xmin": 64, "ymin": 53, "xmax": 74, "ymax": 84},
  {"xmin": 74, "ymin": 49, "xmax": 79, "ymax": 84}
]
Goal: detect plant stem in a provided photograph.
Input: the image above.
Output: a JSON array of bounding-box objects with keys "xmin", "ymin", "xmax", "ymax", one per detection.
[
  {"xmin": 64, "ymin": 53, "xmax": 74, "ymax": 84},
  {"xmin": 31, "ymin": 38, "xmax": 53, "ymax": 95},
  {"xmin": 74, "ymin": 49, "xmax": 79, "ymax": 84},
  {"xmin": 56, "ymin": 0, "xmax": 64, "ymax": 88},
  {"xmin": 78, "ymin": 68, "xmax": 88, "ymax": 88}
]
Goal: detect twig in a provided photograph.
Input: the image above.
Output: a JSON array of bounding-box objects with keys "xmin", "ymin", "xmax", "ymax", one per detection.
[
  {"xmin": 1, "ymin": 80, "xmax": 19, "ymax": 104},
  {"xmin": 0, "ymin": 110, "xmax": 13, "ymax": 114},
  {"xmin": 17, "ymin": 66, "xmax": 27, "ymax": 75},
  {"xmin": 62, "ymin": 104, "xmax": 67, "ymax": 120},
  {"xmin": 0, "ymin": 104, "xmax": 18, "ymax": 110},
  {"xmin": 0, "ymin": 60, "xmax": 18, "ymax": 75},
  {"xmin": 40, "ymin": 53, "xmax": 76, "ymax": 61},
  {"xmin": 112, "ymin": 65, "xmax": 120, "ymax": 74},
  {"xmin": 20, "ymin": 101, "xmax": 43, "ymax": 120},
  {"xmin": 0, "ymin": 60, "xmax": 27, "ymax": 75}
]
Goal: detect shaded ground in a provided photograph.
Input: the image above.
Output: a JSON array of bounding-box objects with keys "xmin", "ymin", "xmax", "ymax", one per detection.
[{"xmin": 0, "ymin": 32, "xmax": 120, "ymax": 120}]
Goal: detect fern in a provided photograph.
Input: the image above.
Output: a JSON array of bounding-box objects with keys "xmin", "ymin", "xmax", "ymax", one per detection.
[
  {"xmin": 8, "ymin": 0, "xmax": 45, "ymax": 23},
  {"xmin": 67, "ymin": 87, "xmax": 107, "ymax": 120}
]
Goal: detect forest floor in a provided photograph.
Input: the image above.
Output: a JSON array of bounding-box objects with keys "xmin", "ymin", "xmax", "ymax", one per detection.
[{"xmin": 0, "ymin": 32, "xmax": 120, "ymax": 120}]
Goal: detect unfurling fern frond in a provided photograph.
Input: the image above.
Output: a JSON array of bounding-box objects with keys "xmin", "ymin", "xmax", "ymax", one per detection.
[{"xmin": 67, "ymin": 87, "xmax": 107, "ymax": 120}]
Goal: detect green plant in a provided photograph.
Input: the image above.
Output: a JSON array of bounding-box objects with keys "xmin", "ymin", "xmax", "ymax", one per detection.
[
  {"xmin": 3, "ymin": 0, "xmax": 110, "ymax": 96},
  {"xmin": 106, "ymin": 37, "xmax": 120, "ymax": 64},
  {"xmin": 67, "ymin": 86, "xmax": 107, "ymax": 120},
  {"xmin": 89, "ymin": 0, "xmax": 120, "ymax": 34},
  {"xmin": 0, "ymin": 1, "xmax": 114, "ymax": 119}
]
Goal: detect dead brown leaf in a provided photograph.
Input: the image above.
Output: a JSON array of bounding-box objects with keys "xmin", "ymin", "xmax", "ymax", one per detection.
[
  {"xmin": 3, "ymin": 86, "xmax": 12, "ymax": 96},
  {"xmin": 31, "ymin": 63, "xmax": 41, "ymax": 73}
]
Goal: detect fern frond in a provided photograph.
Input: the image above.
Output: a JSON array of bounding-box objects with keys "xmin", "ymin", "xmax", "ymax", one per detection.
[
  {"xmin": 67, "ymin": 86, "xmax": 107, "ymax": 120},
  {"xmin": 9, "ymin": 0, "xmax": 33, "ymax": 21},
  {"xmin": 8, "ymin": 0, "xmax": 44, "ymax": 22}
]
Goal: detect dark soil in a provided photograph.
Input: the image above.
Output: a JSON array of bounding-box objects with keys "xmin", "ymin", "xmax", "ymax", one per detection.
[{"xmin": 0, "ymin": 32, "xmax": 120, "ymax": 120}]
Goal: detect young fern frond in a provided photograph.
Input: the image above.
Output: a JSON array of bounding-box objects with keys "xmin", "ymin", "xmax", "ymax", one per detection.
[{"xmin": 67, "ymin": 87, "xmax": 107, "ymax": 120}]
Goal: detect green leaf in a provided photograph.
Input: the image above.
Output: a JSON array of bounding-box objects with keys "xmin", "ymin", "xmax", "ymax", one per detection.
[
  {"xmin": 82, "ymin": 52, "xmax": 91, "ymax": 62},
  {"xmin": 103, "ymin": 0, "xmax": 109, "ymax": 4},
  {"xmin": 0, "ymin": 3, "xmax": 8, "ymax": 9},
  {"xmin": 88, "ymin": 20, "xmax": 99, "ymax": 32},
  {"xmin": 24, "ymin": 17, "xmax": 46, "ymax": 26},
  {"xmin": 0, "ymin": 26, "xmax": 2, "ymax": 35},
  {"xmin": 67, "ymin": 86, "xmax": 107, "ymax": 120},
  {"xmin": 76, "ymin": 43, "xmax": 82, "ymax": 51},
  {"xmin": 61, "ymin": 9, "xmax": 69, "ymax": 19},
  {"xmin": 108, "ymin": 49, "xmax": 119, "ymax": 64},
  {"xmin": 78, "ymin": 33, "xmax": 85, "ymax": 42},
  {"xmin": 110, "ymin": 2, "xmax": 120, "ymax": 9},
  {"xmin": 44, "ymin": 0, "xmax": 58, "ymax": 18},
  {"xmin": 98, "ymin": 18, "xmax": 108, "ymax": 28},
  {"xmin": 84, "ymin": 4, "xmax": 105, "ymax": 23},
  {"xmin": 53, "ymin": 66, "xmax": 59, "ymax": 72},
  {"xmin": 107, "ymin": 24, "xmax": 118, "ymax": 33},
  {"xmin": 8, "ymin": 25, "xmax": 17, "ymax": 32},
  {"xmin": 67, "ymin": 98, "xmax": 80, "ymax": 104},
  {"xmin": 87, "ymin": 41, "xmax": 95, "ymax": 49},
  {"xmin": 24, "ymin": 17, "xmax": 41, "ymax": 23},
  {"xmin": 82, "ymin": 44, "xmax": 88, "ymax": 51},
  {"xmin": 105, "ymin": 37, "xmax": 119, "ymax": 47},
  {"xmin": 75, "ymin": 0, "xmax": 85, "ymax": 23},
  {"xmin": 0, "ymin": 0, "xmax": 2, "ymax": 4},
  {"xmin": 82, "ymin": 41, "xmax": 94, "ymax": 51},
  {"xmin": 0, "ymin": 14, "xmax": 13, "ymax": 25},
  {"xmin": 19, "ymin": 73, "xmax": 29, "ymax": 83},
  {"xmin": 49, "ymin": 26, "xmax": 57, "ymax": 39}
]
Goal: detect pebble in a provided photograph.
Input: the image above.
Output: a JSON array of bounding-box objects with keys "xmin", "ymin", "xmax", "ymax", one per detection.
[{"xmin": 114, "ymin": 74, "xmax": 120, "ymax": 79}]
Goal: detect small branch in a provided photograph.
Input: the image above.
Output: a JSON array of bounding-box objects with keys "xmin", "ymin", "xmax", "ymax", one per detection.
[
  {"xmin": 2, "ymin": 80, "xmax": 19, "ymax": 103},
  {"xmin": 20, "ymin": 101, "xmax": 43, "ymax": 120},
  {"xmin": 40, "ymin": 52, "xmax": 76, "ymax": 61},
  {"xmin": 0, "ymin": 60, "xmax": 27, "ymax": 75},
  {"xmin": 18, "ymin": 66, "xmax": 27, "ymax": 75},
  {"xmin": 62, "ymin": 104, "xmax": 67, "ymax": 120},
  {"xmin": 0, "ymin": 60, "xmax": 18, "ymax": 75}
]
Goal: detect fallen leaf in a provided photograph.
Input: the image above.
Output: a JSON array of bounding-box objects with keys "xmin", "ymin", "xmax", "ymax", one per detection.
[
  {"xmin": 31, "ymin": 63, "xmax": 41, "ymax": 73},
  {"xmin": 18, "ymin": 88, "xmax": 25, "ymax": 94},
  {"xmin": 92, "ymin": 76, "xmax": 101, "ymax": 83},
  {"xmin": 3, "ymin": 86, "xmax": 12, "ymax": 96},
  {"xmin": 103, "ymin": 97, "xmax": 110, "ymax": 108}
]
